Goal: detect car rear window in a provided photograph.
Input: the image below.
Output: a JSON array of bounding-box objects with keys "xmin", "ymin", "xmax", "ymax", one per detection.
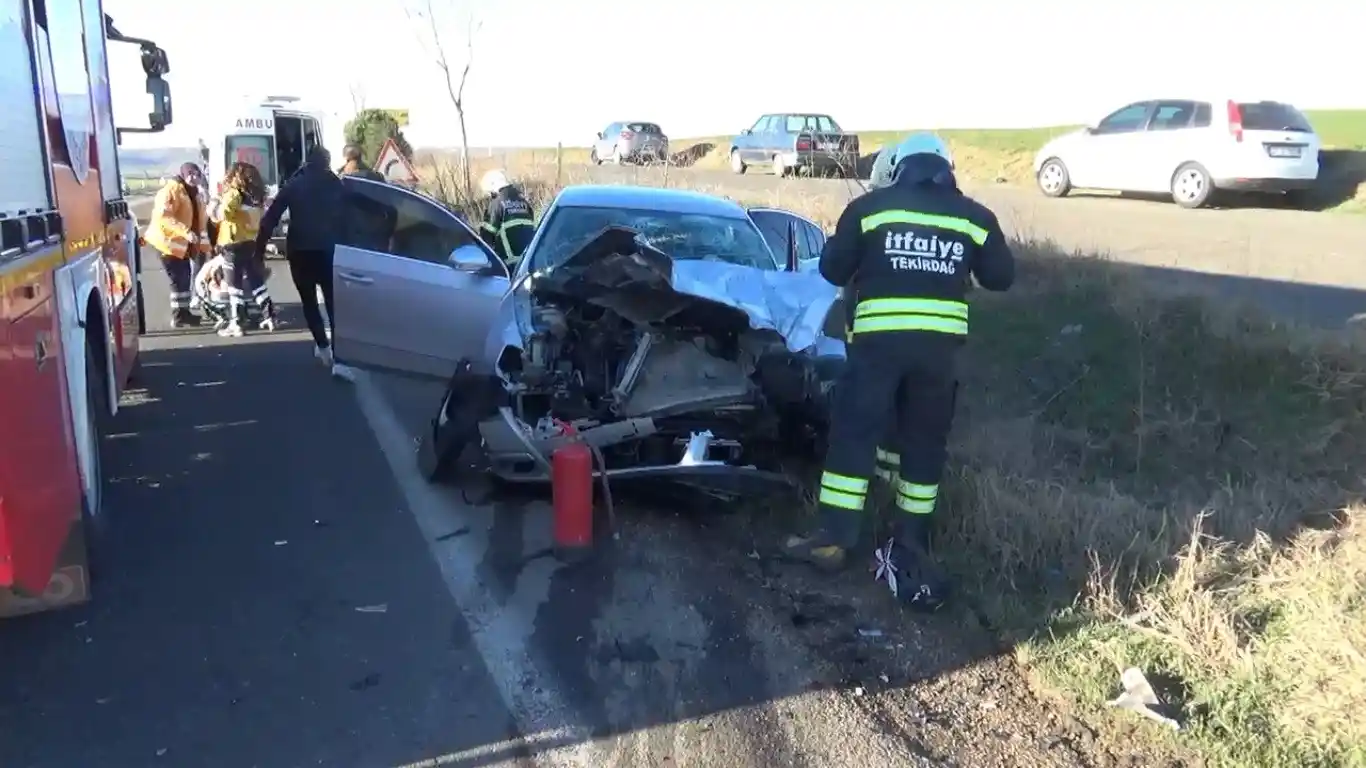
[
  {"xmin": 1237, "ymin": 102, "xmax": 1313, "ymax": 133},
  {"xmin": 628, "ymin": 123, "xmax": 662, "ymax": 134}
]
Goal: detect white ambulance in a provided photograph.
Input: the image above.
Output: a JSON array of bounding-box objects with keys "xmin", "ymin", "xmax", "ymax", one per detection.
[{"xmin": 208, "ymin": 96, "xmax": 344, "ymax": 255}]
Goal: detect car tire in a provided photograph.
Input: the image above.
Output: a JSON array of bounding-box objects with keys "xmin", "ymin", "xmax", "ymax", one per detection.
[
  {"xmin": 135, "ymin": 274, "xmax": 146, "ymax": 335},
  {"xmin": 730, "ymin": 149, "xmax": 747, "ymax": 175},
  {"xmin": 590, "ymin": 149, "xmax": 601, "ymax": 166},
  {"xmin": 81, "ymin": 332, "xmax": 109, "ymax": 573},
  {"xmin": 773, "ymin": 154, "xmax": 788, "ymax": 178},
  {"xmin": 1171, "ymin": 162, "xmax": 1213, "ymax": 209},
  {"xmin": 1036, "ymin": 158, "xmax": 1072, "ymax": 198}
]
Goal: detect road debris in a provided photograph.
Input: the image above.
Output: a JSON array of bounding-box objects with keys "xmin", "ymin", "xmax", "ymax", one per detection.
[
  {"xmin": 1108, "ymin": 667, "xmax": 1180, "ymax": 730},
  {"xmin": 355, "ymin": 604, "xmax": 388, "ymax": 613}
]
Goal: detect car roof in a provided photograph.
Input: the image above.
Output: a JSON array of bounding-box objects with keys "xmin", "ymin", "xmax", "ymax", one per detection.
[{"xmin": 554, "ymin": 185, "xmax": 750, "ymax": 219}]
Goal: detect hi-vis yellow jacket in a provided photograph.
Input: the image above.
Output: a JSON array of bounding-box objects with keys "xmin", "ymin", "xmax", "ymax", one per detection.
[
  {"xmin": 145, "ymin": 180, "xmax": 209, "ymax": 259},
  {"xmin": 214, "ymin": 186, "xmax": 263, "ymax": 247}
]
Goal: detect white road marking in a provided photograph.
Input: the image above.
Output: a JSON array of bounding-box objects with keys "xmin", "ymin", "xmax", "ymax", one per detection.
[{"xmin": 350, "ymin": 369, "xmax": 604, "ymax": 768}]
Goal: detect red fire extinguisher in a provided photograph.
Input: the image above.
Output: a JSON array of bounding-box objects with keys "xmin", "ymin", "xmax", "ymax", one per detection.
[{"xmin": 551, "ymin": 424, "xmax": 594, "ymax": 561}]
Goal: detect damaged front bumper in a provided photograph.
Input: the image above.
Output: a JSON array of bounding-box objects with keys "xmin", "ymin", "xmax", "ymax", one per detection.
[{"xmin": 419, "ymin": 227, "xmax": 845, "ymax": 498}]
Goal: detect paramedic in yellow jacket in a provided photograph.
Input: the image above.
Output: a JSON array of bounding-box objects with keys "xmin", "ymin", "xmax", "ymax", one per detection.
[
  {"xmin": 214, "ymin": 162, "xmax": 277, "ymax": 337},
  {"xmin": 145, "ymin": 162, "xmax": 211, "ymax": 328}
]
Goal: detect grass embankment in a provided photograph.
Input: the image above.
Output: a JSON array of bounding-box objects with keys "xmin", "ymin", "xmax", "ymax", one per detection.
[{"xmin": 423, "ymin": 162, "xmax": 1366, "ymax": 766}]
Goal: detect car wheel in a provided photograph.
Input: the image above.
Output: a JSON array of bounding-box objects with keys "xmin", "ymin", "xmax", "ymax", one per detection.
[
  {"xmin": 612, "ymin": 150, "xmax": 624, "ymax": 166},
  {"xmin": 590, "ymin": 149, "xmax": 601, "ymax": 166},
  {"xmin": 81, "ymin": 333, "xmax": 109, "ymax": 572},
  {"xmin": 773, "ymin": 154, "xmax": 788, "ymax": 178},
  {"xmin": 730, "ymin": 149, "xmax": 746, "ymax": 175},
  {"xmin": 1171, "ymin": 162, "xmax": 1213, "ymax": 208},
  {"xmin": 1036, "ymin": 158, "xmax": 1072, "ymax": 198}
]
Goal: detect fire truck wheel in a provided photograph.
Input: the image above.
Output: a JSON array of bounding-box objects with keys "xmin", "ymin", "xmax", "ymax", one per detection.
[
  {"xmin": 81, "ymin": 334, "xmax": 109, "ymax": 566},
  {"xmin": 136, "ymin": 276, "xmax": 147, "ymax": 335}
]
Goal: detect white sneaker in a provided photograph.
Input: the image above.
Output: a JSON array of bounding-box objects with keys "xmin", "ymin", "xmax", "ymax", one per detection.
[
  {"xmin": 213, "ymin": 318, "xmax": 228, "ymax": 331},
  {"xmin": 217, "ymin": 322, "xmax": 243, "ymax": 338},
  {"xmin": 331, "ymin": 362, "xmax": 356, "ymax": 382},
  {"xmin": 189, "ymin": 295, "xmax": 201, "ymax": 310},
  {"xmin": 259, "ymin": 317, "xmax": 277, "ymax": 332},
  {"xmin": 315, "ymin": 345, "xmax": 334, "ymax": 367}
]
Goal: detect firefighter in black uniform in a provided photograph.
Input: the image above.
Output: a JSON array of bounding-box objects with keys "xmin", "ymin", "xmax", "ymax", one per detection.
[
  {"xmin": 478, "ymin": 169, "xmax": 536, "ymax": 268},
  {"xmin": 785, "ymin": 133, "xmax": 1016, "ymax": 612}
]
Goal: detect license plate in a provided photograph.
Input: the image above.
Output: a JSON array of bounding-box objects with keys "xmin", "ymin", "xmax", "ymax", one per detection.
[
  {"xmin": 819, "ymin": 142, "xmax": 839, "ymax": 151},
  {"xmin": 1268, "ymin": 145, "xmax": 1302, "ymax": 158}
]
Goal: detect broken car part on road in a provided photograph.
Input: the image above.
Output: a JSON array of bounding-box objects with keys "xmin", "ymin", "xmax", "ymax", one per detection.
[{"xmin": 419, "ymin": 226, "xmax": 847, "ymax": 499}]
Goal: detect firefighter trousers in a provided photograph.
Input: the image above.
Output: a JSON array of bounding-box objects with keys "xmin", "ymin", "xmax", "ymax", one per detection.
[
  {"xmin": 817, "ymin": 333, "xmax": 960, "ymax": 548},
  {"xmin": 160, "ymin": 255, "xmax": 194, "ymax": 311},
  {"xmin": 222, "ymin": 242, "xmax": 275, "ymax": 324}
]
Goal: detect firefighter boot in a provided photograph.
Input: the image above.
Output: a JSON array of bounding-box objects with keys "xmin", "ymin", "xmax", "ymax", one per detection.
[
  {"xmin": 783, "ymin": 506, "xmax": 861, "ymax": 573},
  {"xmin": 874, "ymin": 515, "xmax": 951, "ymax": 613},
  {"xmin": 170, "ymin": 308, "xmax": 201, "ymax": 328}
]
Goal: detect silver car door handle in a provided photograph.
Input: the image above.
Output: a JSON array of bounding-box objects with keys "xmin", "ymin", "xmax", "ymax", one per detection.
[{"xmin": 338, "ymin": 272, "xmax": 373, "ymax": 285}]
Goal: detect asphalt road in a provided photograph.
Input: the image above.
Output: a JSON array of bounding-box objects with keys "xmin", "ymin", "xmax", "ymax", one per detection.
[{"xmin": 0, "ymin": 257, "xmax": 966, "ymax": 768}]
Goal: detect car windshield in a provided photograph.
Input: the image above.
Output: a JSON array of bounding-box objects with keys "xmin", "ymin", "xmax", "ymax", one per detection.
[{"xmin": 532, "ymin": 205, "xmax": 778, "ymax": 271}]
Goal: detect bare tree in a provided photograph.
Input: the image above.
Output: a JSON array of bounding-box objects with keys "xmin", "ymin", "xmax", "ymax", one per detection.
[
  {"xmin": 347, "ymin": 81, "xmax": 367, "ymax": 113},
  {"xmin": 406, "ymin": 0, "xmax": 480, "ymax": 199}
]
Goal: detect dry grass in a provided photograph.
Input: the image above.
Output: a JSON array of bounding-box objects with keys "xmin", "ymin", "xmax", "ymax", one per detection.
[{"xmin": 421, "ymin": 161, "xmax": 1366, "ymax": 767}]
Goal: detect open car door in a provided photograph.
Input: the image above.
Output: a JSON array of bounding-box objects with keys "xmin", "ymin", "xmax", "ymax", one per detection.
[{"xmin": 332, "ymin": 177, "xmax": 510, "ymax": 378}]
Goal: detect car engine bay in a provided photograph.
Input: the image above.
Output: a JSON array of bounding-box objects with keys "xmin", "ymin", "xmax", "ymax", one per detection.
[{"xmin": 470, "ymin": 227, "xmax": 844, "ymax": 492}]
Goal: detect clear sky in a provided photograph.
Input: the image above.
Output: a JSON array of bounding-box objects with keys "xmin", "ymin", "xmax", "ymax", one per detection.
[{"xmin": 106, "ymin": 0, "xmax": 1363, "ymax": 150}]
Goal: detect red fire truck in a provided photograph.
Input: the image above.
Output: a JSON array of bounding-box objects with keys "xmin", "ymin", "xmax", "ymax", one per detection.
[{"xmin": 0, "ymin": 0, "xmax": 173, "ymax": 617}]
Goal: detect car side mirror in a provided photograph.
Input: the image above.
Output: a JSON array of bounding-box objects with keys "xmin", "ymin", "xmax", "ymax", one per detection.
[
  {"xmin": 596, "ymin": 131, "xmax": 604, "ymax": 140},
  {"xmin": 146, "ymin": 76, "xmax": 172, "ymax": 131},
  {"xmin": 141, "ymin": 44, "xmax": 169, "ymax": 77},
  {"xmin": 448, "ymin": 244, "xmax": 499, "ymax": 275},
  {"xmin": 741, "ymin": 128, "xmax": 752, "ymax": 136}
]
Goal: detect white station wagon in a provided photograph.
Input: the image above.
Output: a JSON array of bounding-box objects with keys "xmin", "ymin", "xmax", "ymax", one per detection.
[{"xmin": 1033, "ymin": 99, "xmax": 1321, "ymax": 209}]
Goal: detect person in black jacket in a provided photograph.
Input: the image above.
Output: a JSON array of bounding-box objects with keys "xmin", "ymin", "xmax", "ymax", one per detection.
[
  {"xmin": 254, "ymin": 145, "xmax": 354, "ymax": 380},
  {"xmin": 784, "ymin": 133, "xmax": 1015, "ymax": 612},
  {"xmin": 477, "ymin": 169, "xmax": 535, "ymax": 267}
]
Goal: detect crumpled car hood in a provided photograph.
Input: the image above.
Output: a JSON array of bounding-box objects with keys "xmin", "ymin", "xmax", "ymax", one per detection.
[{"xmin": 523, "ymin": 226, "xmax": 841, "ymax": 354}]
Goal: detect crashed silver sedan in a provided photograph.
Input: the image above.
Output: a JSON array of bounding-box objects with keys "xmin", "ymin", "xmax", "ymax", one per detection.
[{"xmin": 331, "ymin": 180, "xmax": 848, "ymax": 497}]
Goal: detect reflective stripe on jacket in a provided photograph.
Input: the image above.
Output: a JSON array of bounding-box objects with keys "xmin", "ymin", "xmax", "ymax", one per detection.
[
  {"xmin": 480, "ymin": 217, "xmax": 535, "ymax": 264},
  {"xmin": 479, "ymin": 187, "xmax": 536, "ymax": 265},
  {"xmin": 817, "ymin": 164, "xmax": 1014, "ymax": 340},
  {"xmin": 852, "ymin": 297, "xmax": 968, "ymax": 336}
]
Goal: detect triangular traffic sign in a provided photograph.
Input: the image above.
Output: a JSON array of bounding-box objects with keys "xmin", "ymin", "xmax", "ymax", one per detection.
[{"xmin": 374, "ymin": 138, "xmax": 419, "ymax": 185}]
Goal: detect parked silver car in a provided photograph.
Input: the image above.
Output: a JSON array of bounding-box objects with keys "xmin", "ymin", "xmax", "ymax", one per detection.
[
  {"xmin": 330, "ymin": 178, "xmax": 846, "ymax": 497},
  {"xmin": 590, "ymin": 121, "xmax": 669, "ymax": 165}
]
